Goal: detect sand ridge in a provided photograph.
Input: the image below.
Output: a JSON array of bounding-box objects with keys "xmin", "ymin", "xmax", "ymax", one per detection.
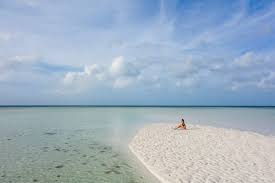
[{"xmin": 129, "ymin": 124, "xmax": 275, "ymax": 183}]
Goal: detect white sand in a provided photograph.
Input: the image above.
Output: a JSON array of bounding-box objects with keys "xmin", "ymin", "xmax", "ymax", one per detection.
[{"xmin": 129, "ymin": 124, "xmax": 275, "ymax": 183}]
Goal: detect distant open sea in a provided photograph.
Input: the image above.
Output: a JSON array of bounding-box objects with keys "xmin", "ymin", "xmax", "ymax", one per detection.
[{"xmin": 0, "ymin": 106, "xmax": 274, "ymax": 183}]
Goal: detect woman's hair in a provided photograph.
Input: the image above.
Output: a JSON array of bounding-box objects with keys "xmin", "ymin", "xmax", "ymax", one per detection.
[{"xmin": 181, "ymin": 119, "xmax": 185, "ymax": 123}]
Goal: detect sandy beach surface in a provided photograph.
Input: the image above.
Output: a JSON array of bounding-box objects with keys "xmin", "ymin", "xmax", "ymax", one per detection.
[{"xmin": 129, "ymin": 124, "xmax": 275, "ymax": 183}]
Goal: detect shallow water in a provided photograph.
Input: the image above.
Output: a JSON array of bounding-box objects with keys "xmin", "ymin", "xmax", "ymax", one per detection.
[{"xmin": 0, "ymin": 107, "xmax": 274, "ymax": 182}]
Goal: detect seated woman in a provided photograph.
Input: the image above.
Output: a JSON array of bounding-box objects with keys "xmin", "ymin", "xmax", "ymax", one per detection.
[{"xmin": 174, "ymin": 118, "xmax": 187, "ymax": 130}]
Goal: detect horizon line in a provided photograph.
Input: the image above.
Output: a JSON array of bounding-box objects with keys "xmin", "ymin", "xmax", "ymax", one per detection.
[{"xmin": 0, "ymin": 105, "xmax": 274, "ymax": 108}]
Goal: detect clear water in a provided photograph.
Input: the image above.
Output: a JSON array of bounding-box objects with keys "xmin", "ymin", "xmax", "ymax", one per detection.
[{"xmin": 0, "ymin": 107, "xmax": 274, "ymax": 183}]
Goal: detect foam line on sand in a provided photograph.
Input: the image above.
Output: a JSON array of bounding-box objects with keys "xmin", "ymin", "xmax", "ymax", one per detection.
[{"xmin": 129, "ymin": 124, "xmax": 275, "ymax": 183}]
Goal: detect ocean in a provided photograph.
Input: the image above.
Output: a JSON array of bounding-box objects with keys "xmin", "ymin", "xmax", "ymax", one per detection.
[{"xmin": 0, "ymin": 106, "xmax": 274, "ymax": 183}]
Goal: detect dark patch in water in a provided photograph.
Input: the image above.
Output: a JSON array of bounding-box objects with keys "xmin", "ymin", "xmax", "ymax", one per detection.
[
  {"xmin": 114, "ymin": 165, "xmax": 121, "ymax": 169},
  {"xmin": 112, "ymin": 153, "xmax": 119, "ymax": 158},
  {"xmin": 44, "ymin": 132, "xmax": 57, "ymax": 135},
  {"xmin": 55, "ymin": 165, "xmax": 64, "ymax": 169},
  {"xmin": 82, "ymin": 154, "xmax": 87, "ymax": 157},
  {"xmin": 89, "ymin": 143, "xmax": 98, "ymax": 146},
  {"xmin": 33, "ymin": 178, "xmax": 38, "ymax": 182},
  {"xmin": 74, "ymin": 129, "xmax": 85, "ymax": 133},
  {"xmin": 103, "ymin": 146, "xmax": 111, "ymax": 151},
  {"xmin": 129, "ymin": 180, "xmax": 138, "ymax": 183},
  {"xmin": 104, "ymin": 166, "xmax": 122, "ymax": 175},
  {"xmin": 7, "ymin": 138, "xmax": 12, "ymax": 141},
  {"xmin": 112, "ymin": 169, "xmax": 121, "ymax": 174},
  {"xmin": 122, "ymin": 163, "xmax": 132, "ymax": 168},
  {"xmin": 57, "ymin": 175, "xmax": 61, "ymax": 178},
  {"xmin": 82, "ymin": 162, "xmax": 87, "ymax": 165},
  {"xmin": 104, "ymin": 170, "xmax": 112, "ymax": 174},
  {"xmin": 42, "ymin": 146, "xmax": 49, "ymax": 152}
]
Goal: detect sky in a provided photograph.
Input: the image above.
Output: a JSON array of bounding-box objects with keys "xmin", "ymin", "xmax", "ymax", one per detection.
[{"xmin": 0, "ymin": 0, "xmax": 275, "ymax": 105}]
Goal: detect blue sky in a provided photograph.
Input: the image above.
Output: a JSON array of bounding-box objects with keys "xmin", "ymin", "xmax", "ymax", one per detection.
[{"xmin": 0, "ymin": 0, "xmax": 275, "ymax": 105}]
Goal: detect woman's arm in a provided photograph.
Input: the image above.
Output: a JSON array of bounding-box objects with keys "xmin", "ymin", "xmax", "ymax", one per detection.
[{"xmin": 174, "ymin": 124, "xmax": 182, "ymax": 129}]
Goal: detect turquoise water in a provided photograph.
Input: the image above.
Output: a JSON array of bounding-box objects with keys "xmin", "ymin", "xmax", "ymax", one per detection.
[{"xmin": 0, "ymin": 107, "xmax": 274, "ymax": 183}]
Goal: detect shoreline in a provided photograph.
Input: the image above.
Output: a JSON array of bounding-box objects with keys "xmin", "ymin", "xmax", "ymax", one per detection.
[
  {"xmin": 129, "ymin": 145, "xmax": 167, "ymax": 183},
  {"xmin": 129, "ymin": 123, "xmax": 275, "ymax": 183}
]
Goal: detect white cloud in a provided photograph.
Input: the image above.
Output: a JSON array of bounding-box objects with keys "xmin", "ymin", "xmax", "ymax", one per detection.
[
  {"xmin": 0, "ymin": 55, "xmax": 40, "ymax": 72},
  {"xmin": 62, "ymin": 56, "xmax": 141, "ymax": 91},
  {"xmin": 231, "ymin": 81, "xmax": 254, "ymax": 91},
  {"xmin": 176, "ymin": 77, "xmax": 197, "ymax": 88},
  {"xmin": 59, "ymin": 64, "xmax": 104, "ymax": 94},
  {"xmin": 231, "ymin": 72, "xmax": 275, "ymax": 91},
  {"xmin": 113, "ymin": 77, "xmax": 134, "ymax": 88},
  {"xmin": 257, "ymin": 72, "xmax": 275, "ymax": 89},
  {"xmin": 109, "ymin": 56, "xmax": 140, "ymax": 77},
  {"xmin": 19, "ymin": 0, "xmax": 40, "ymax": 7},
  {"xmin": 0, "ymin": 32, "xmax": 14, "ymax": 41},
  {"xmin": 234, "ymin": 51, "xmax": 274, "ymax": 69},
  {"xmin": 109, "ymin": 56, "xmax": 142, "ymax": 88},
  {"xmin": 12, "ymin": 55, "xmax": 40, "ymax": 63},
  {"xmin": 61, "ymin": 56, "xmax": 149, "ymax": 91},
  {"xmin": 233, "ymin": 52, "xmax": 258, "ymax": 67},
  {"xmin": 59, "ymin": 49, "xmax": 275, "ymax": 94},
  {"xmin": 182, "ymin": 3, "xmax": 275, "ymax": 51},
  {"xmin": 230, "ymin": 51, "xmax": 275, "ymax": 90},
  {"xmin": 167, "ymin": 56, "xmax": 223, "ymax": 89},
  {"xmin": 60, "ymin": 54, "xmax": 225, "ymax": 93},
  {"xmin": 63, "ymin": 64, "xmax": 102, "ymax": 85},
  {"xmin": 174, "ymin": 58, "xmax": 200, "ymax": 77}
]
